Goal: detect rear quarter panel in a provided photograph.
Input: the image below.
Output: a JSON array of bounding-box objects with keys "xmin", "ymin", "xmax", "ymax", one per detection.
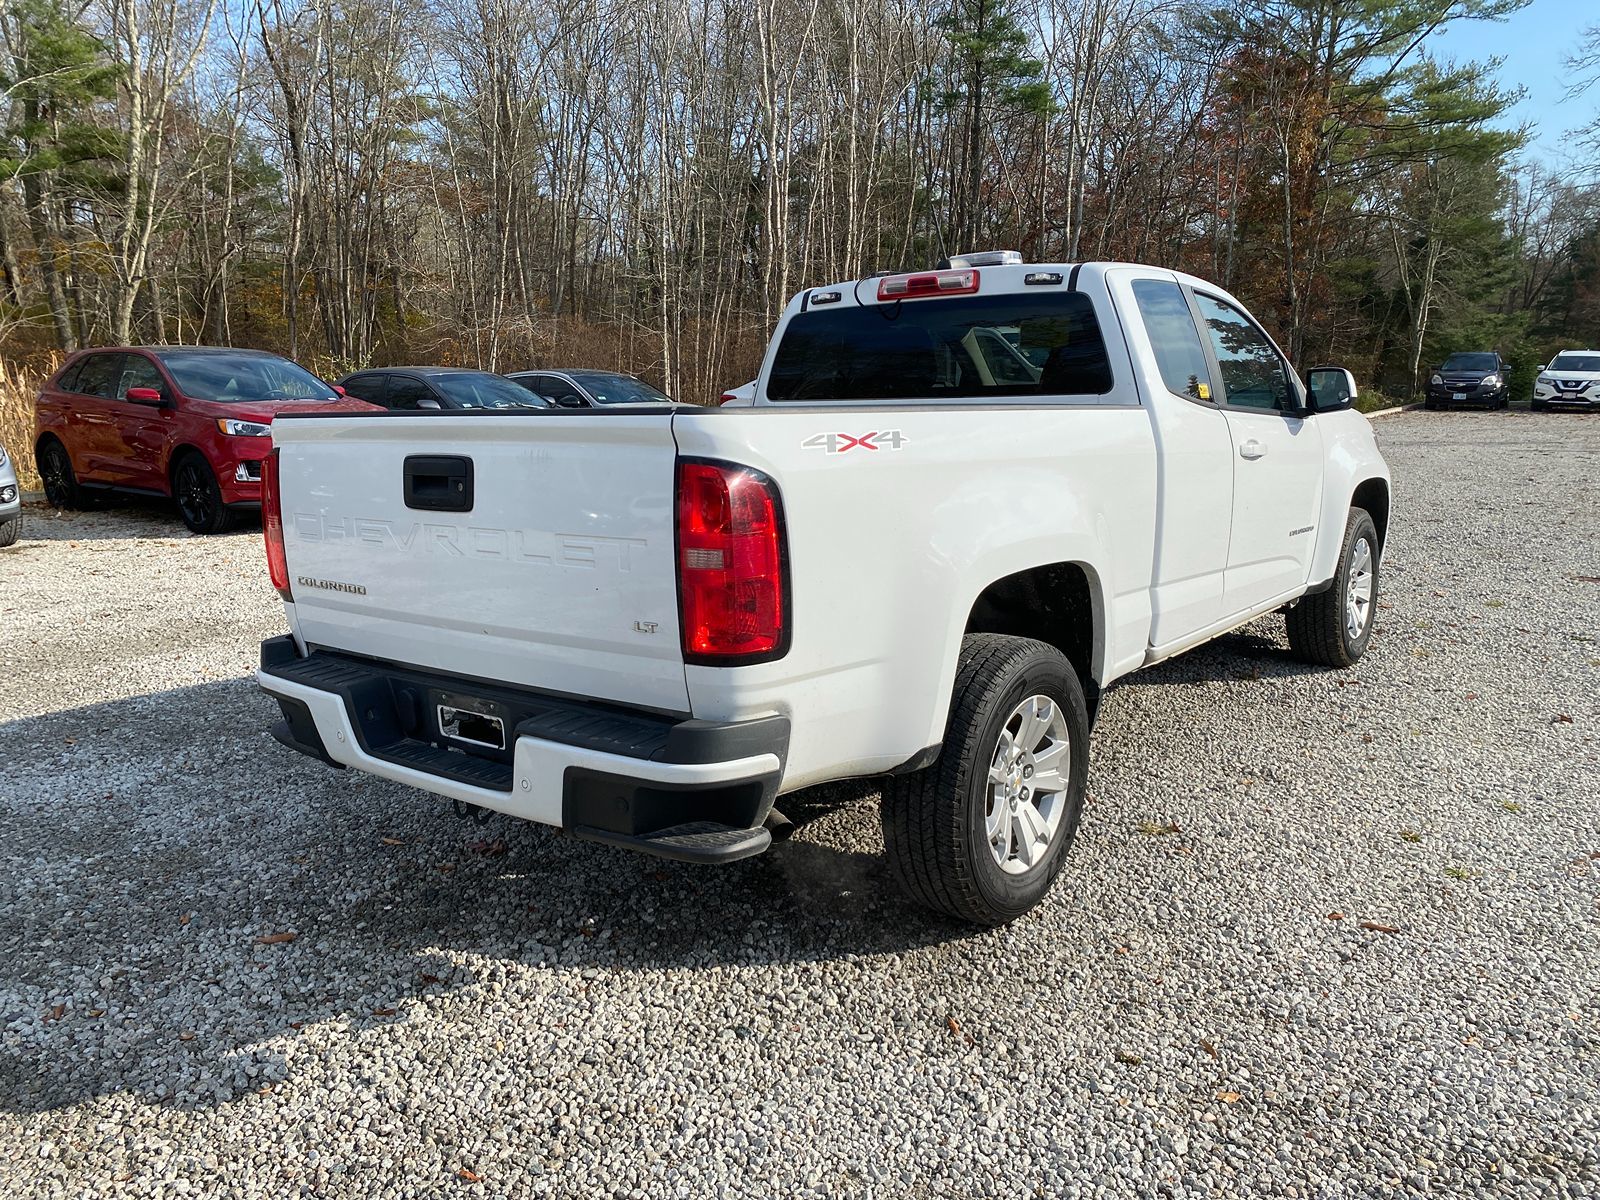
[{"xmin": 673, "ymin": 405, "xmax": 1157, "ymax": 791}]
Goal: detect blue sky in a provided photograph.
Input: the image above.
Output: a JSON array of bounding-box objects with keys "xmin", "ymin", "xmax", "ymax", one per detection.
[{"xmin": 1423, "ymin": 0, "xmax": 1596, "ymax": 168}]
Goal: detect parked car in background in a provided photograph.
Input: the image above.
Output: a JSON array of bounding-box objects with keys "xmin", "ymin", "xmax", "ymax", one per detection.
[
  {"xmin": 506, "ymin": 369, "xmax": 673, "ymax": 408},
  {"xmin": 336, "ymin": 367, "xmax": 549, "ymax": 412},
  {"xmin": 0, "ymin": 440, "xmax": 20, "ymax": 547},
  {"xmin": 1424, "ymin": 352, "xmax": 1508, "ymax": 410},
  {"xmin": 719, "ymin": 381, "xmax": 756, "ymax": 406},
  {"xmin": 34, "ymin": 347, "xmax": 374, "ymax": 534},
  {"xmin": 1531, "ymin": 350, "xmax": 1600, "ymax": 411}
]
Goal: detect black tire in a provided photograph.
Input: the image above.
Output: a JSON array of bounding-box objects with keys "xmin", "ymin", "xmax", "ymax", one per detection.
[
  {"xmin": 880, "ymin": 634, "xmax": 1090, "ymax": 925},
  {"xmin": 1286, "ymin": 507, "xmax": 1380, "ymax": 668},
  {"xmin": 1531, "ymin": 399, "xmax": 1547, "ymax": 412},
  {"xmin": 171, "ymin": 453, "xmax": 234, "ymax": 534},
  {"xmin": 1423, "ymin": 398, "xmax": 1438, "ymax": 411},
  {"xmin": 0, "ymin": 515, "xmax": 18, "ymax": 547},
  {"xmin": 38, "ymin": 438, "xmax": 83, "ymax": 509}
]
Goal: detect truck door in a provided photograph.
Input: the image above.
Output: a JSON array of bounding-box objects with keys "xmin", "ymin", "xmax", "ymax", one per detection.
[
  {"xmin": 1113, "ymin": 272, "xmax": 1234, "ymax": 651},
  {"xmin": 1189, "ymin": 291, "xmax": 1323, "ymax": 615}
]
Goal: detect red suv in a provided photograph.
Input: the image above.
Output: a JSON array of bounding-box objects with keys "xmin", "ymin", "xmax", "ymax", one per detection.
[{"xmin": 35, "ymin": 346, "xmax": 374, "ymax": 533}]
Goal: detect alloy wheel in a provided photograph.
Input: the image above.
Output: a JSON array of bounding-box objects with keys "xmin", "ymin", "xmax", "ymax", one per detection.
[{"xmin": 985, "ymin": 694, "xmax": 1072, "ymax": 874}]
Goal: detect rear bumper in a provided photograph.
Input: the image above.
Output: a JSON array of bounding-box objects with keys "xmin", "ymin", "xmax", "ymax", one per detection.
[{"xmin": 257, "ymin": 636, "xmax": 788, "ymax": 863}]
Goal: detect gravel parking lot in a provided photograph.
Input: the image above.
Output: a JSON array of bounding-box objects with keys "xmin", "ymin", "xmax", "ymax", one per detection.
[{"xmin": 1, "ymin": 408, "xmax": 1597, "ymax": 1199}]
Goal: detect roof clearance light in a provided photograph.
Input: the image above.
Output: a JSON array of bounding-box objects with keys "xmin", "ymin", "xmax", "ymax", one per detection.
[
  {"xmin": 877, "ymin": 269, "xmax": 979, "ymax": 301},
  {"xmin": 943, "ymin": 250, "xmax": 1024, "ymax": 268}
]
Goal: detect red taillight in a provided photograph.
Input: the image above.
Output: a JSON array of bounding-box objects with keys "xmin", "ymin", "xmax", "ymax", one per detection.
[
  {"xmin": 262, "ymin": 448, "xmax": 291, "ymax": 601},
  {"xmin": 719, "ymin": 392, "xmax": 736, "ymax": 405},
  {"xmin": 676, "ymin": 460, "xmax": 786, "ymax": 663},
  {"xmin": 877, "ymin": 268, "xmax": 979, "ymax": 301}
]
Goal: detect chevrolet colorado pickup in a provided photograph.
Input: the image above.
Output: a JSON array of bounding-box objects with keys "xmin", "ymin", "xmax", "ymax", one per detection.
[{"xmin": 258, "ymin": 255, "xmax": 1391, "ymax": 924}]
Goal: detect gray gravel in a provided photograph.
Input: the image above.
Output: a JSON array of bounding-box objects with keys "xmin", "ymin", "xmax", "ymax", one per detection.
[{"xmin": 2, "ymin": 410, "xmax": 1598, "ymax": 1199}]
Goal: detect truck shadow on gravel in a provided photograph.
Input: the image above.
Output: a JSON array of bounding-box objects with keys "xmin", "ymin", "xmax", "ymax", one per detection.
[
  {"xmin": 0, "ymin": 679, "xmax": 981, "ymax": 1115},
  {"xmin": 0, "ymin": 615, "xmax": 1321, "ymax": 1115}
]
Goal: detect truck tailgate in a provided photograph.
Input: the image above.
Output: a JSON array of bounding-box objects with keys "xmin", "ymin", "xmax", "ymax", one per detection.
[{"xmin": 271, "ymin": 413, "xmax": 688, "ymax": 713}]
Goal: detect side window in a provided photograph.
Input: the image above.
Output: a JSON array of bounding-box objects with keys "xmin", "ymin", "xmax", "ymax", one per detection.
[
  {"xmin": 73, "ymin": 354, "xmax": 125, "ymax": 400},
  {"xmin": 56, "ymin": 359, "xmax": 86, "ymax": 393},
  {"xmin": 385, "ymin": 375, "xmax": 434, "ymax": 410},
  {"xmin": 343, "ymin": 373, "xmax": 387, "ymax": 406},
  {"xmin": 541, "ymin": 376, "xmax": 588, "ymax": 407},
  {"xmin": 1192, "ymin": 294, "xmax": 1291, "ymax": 412},
  {"xmin": 1131, "ymin": 278, "xmax": 1213, "ymax": 403},
  {"xmin": 116, "ymin": 355, "xmax": 165, "ymax": 400}
]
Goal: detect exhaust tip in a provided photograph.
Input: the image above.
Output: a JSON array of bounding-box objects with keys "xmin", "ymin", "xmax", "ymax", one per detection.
[{"xmin": 763, "ymin": 807, "xmax": 795, "ymax": 843}]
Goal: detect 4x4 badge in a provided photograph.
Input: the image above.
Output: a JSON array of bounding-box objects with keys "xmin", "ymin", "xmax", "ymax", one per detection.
[{"xmin": 802, "ymin": 431, "xmax": 908, "ymax": 454}]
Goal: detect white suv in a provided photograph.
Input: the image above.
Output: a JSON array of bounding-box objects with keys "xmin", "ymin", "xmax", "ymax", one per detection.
[{"xmin": 1532, "ymin": 351, "xmax": 1600, "ymax": 411}]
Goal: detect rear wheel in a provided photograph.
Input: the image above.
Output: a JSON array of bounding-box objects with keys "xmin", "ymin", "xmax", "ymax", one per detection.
[
  {"xmin": 38, "ymin": 439, "xmax": 82, "ymax": 509},
  {"xmin": 172, "ymin": 453, "xmax": 234, "ymax": 534},
  {"xmin": 1286, "ymin": 508, "xmax": 1380, "ymax": 668},
  {"xmin": 0, "ymin": 515, "xmax": 18, "ymax": 547},
  {"xmin": 880, "ymin": 634, "xmax": 1089, "ymax": 925}
]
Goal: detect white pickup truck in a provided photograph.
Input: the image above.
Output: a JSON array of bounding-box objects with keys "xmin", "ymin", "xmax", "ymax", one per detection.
[{"xmin": 258, "ymin": 254, "xmax": 1391, "ymax": 924}]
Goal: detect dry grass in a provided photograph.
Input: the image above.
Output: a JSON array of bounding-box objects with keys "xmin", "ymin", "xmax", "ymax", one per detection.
[{"xmin": 0, "ymin": 356, "xmax": 50, "ymax": 489}]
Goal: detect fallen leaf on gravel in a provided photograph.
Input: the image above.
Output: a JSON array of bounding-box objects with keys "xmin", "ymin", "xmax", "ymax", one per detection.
[
  {"xmin": 1337, "ymin": 678, "xmax": 1360, "ymax": 687},
  {"xmin": 87, "ymin": 1009, "xmax": 104, "ymax": 1018},
  {"xmin": 379, "ymin": 837, "xmax": 405, "ymax": 846},
  {"xmin": 45, "ymin": 1003, "xmax": 65, "ymax": 1021},
  {"xmin": 1552, "ymin": 714, "xmax": 1574, "ymax": 724},
  {"xmin": 1359, "ymin": 921, "xmax": 1399, "ymax": 934},
  {"xmin": 1137, "ymin": 820, "xmax": 1180, "ymax": 836},
  {"xmin": 1574, "ymin": 575, "xmax": 1600, "ymax": 584},
  {"xmin": 372, "ymin": 1007, "xmax": 397, "ymax": 1017},
  {"xmin": 1399, "ymin": 830, "xmax": 1422, "ymax": 843},
  {"xmin": 1200, "ymin": 1040, "xmax": 1218, "ymax": 1059},
  {"xmin": 63, "ymin": 737, "xmax": 76, "ymax": 745},
  {"xmin": 288, "ymin": 1021, "xmax": 304, "ymax": 1030},
  {"xmin": 421, "ymin": 973, "xmax": 443, "ymax": 985},
  {"xmin": 179, "ymin": 913, "xmax": 191, "ymax": 925},
  {"xmin": 178, "ymin": 1032, "xmax": 196, "ymax": 1042},
  {"xmin": 946, "ymin": 1016, "xmax": 961, "ymax": 1037},
  {"xmin": 437, "ymin": 863, "xmax": 456, "ymax": 873},
  {"xmin": 255, "ymin": 931, "xmax": 296, "ymax": 945},
  {"xmin": 1327, "ymin": 911, "xmax": 1345, "ymax": 920},
  {"xmin": 1217, "ymin": 1090, "xmax": 1241, "ymax": 1103},
  {"xmin": 1114, "ymin": 1050, "xmax": 1143, "ymax": 1065},
  {"xmin": 457, "ymin": 1168, "xmax": 481, "ymax": 1183},
  {"xmin": 469, "ymin": 838, "xmax": 508, "ymax": 858},
  {"xmin": 1464, "ymin": 692, "xmax": 1478, "ymax": 700}
]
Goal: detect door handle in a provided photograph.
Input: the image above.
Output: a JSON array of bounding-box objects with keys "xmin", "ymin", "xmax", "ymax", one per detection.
[
  {"xmin": 403, "ymin": 455, "xmax": 474, "ymax": 512},
  {"xmin": 1238, "ymin": 439, "xmax": 1267, "ymax": 460}
]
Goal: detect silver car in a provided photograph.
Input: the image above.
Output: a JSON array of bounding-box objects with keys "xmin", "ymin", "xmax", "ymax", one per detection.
[{"xmin": 0, "ymin": 440, "xmax": 20, "ymax": 547}]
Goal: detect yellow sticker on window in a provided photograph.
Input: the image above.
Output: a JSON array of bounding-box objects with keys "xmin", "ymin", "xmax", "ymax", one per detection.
[{"xmin": 1196, "ymin": 382, "xmax": 1211, "ymax": 400}]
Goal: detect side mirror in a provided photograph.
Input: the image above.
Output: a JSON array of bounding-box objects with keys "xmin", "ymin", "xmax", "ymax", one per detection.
[
  {"xmin": 553, "ymin": 394, "xmax": 586, "ymax": 409},
  {"xmin": 417, "ymin": 397, "xmax": 443, "ymax": 410},
  {"xmin": 125, "ymin": 386, "xmax": 168, "ymax": 406},
  {"xmin": 332, "ymin": 384, "xmax": 346, "ymax": 397},
  {"xmin": 1535, "ymin": 363, "xmax": 1546, "ymax": 372},
  {"xmin": 1305, "ymin": 366, "xmax": 1357, "ymax": 413}
]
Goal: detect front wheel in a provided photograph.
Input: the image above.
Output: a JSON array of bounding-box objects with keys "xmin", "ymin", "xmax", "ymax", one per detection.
[
  {"xmin": 0, "ymin": 515, "xmax": 18, "ymax": 547},
  {"xmin": 1286, "ymin": 507, "xmax": 1380, "ymax": 668},
  {"xmin": 172, "ymin": 454, "xmax": 234, "ymax": 534},
  {"xmin": 880, "ymin": 634, "xmax": 1090, "ymax": 925}
]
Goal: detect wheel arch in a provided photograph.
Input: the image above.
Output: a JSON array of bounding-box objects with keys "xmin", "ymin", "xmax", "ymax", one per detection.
[
  {"xmin": 1351, "ymin": 476, "xmax": 1390, "ymax": 554},
  {"xmin": 165, "ymin": 443, "xmax": 210, "ymax": 493},
  {"xmin": 963, "ymin": 561, "xmax": 1106, "ymax": 721}
]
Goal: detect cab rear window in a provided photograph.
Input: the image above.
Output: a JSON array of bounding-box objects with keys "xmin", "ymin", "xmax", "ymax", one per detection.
[{"xmin": 766, "ymin": 292, "xmax": 1113, "ymax": 402}]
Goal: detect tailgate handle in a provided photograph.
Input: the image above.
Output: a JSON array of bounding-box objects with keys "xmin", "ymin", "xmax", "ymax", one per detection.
[{"xmin": 403, "ymin": 455, "xmax": 474, "ymax": 512}]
